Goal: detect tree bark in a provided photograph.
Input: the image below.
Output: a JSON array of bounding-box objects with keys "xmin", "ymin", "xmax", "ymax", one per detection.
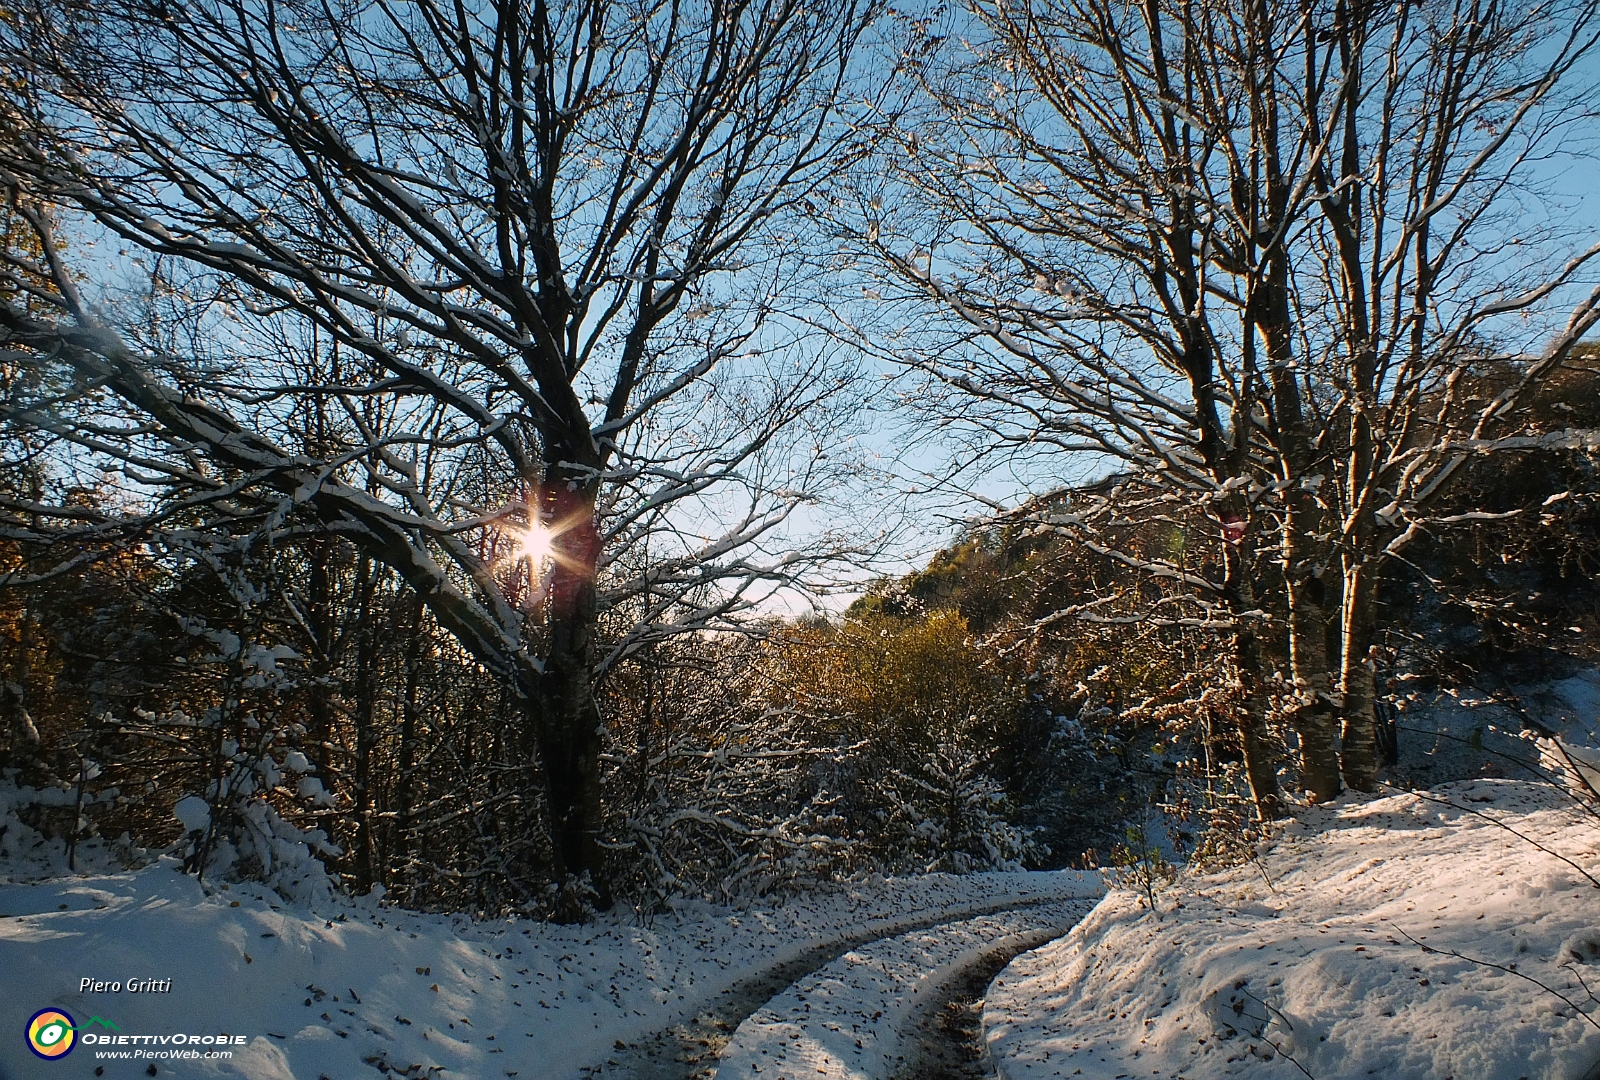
[
  {"xmin": 303, "ymin": 536, "xmax": 336, "ymax": 778},
  {"xmin": 1257, "ymin": 207, "xmax": 1342, "ymax": 803},
  {"xmin": 0, "ymin": 583, "xmax": 38, "ymax": 767},
  {"xmin": 350, "ymin": 555, "xmax": 380, "ymax": 892},
  {"xmin": 1338, "ymin": 560, "xmax": 1381, "ymax": 790},
  {"xmin": 395, "ymin": 592, "xmax": 425, "ymax": 881},
  {"xmin": 1240, "ymin": 0, "xmax": 1345, "ymax": 803},
  {"xmin": 528, "ymin": 476, "xmax": 611, "ymax": 914},
  {"xmin": 1259, "ymin": 282, "xmax": 1342, "ymax": 802},
  {"xmin": 1223, "ymin": 542, "xmax": 1282, "ymax": 821},
  {"xmin": 1284, "ymin": 574, "xmax": 1343, "ymax": 802}
]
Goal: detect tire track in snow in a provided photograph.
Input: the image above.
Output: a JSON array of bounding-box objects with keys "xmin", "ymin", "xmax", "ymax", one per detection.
[
  {"xmin": 892, "ymin": 923, "xmax": 1083, "ymax": 1080},
  {"xmin": 711, "ymin": 900, "xmax": 1092, "ymax": 1080},
  {"xmin": 604, "ymin": 896, "xmax": 1093, "ymax": 1080}
]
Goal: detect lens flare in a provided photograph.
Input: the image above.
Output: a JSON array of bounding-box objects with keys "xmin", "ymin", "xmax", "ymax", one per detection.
[{"xmin": 512, "ymin": 522, "xmax": 554, "ymax": 566}]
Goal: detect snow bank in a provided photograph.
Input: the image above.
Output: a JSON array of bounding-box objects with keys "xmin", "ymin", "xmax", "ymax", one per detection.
[
  {"xmin": 716, "ymin": 899, "xmax": 1092, "ymax": 1079},
  {"xmin": 0, "ymin": 854, "xmax": 1094, "ymax": 1080},
  {"xmin": 984, "ymin": 780, "xmax": 1600, "ymax": 1080},
  {"xmin": 0, "ymin": 779, "xmax": 150, "ymax": 881}
]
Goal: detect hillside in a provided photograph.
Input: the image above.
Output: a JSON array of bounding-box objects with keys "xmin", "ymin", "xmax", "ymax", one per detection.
[{"xmin": 986, "ymin": 779, "xmax": 1600, "ymax": 1080}]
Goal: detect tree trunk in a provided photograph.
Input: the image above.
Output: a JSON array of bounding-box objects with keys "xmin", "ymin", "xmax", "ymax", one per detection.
[
  {"xmin": 1338, "ymin": 560, "xmax": 1381, "ymax": 790},
  {"xmin": 1234, "ymin": 628, "xmax": 1282, "ymax": 822},
  {"xmin": 303, "ymin": 536, "xmax": 335, "ymax": 777},
  {"xmin": 351, "ymin": 556, "xmax": 380, "ymax": 892},
  {"xmin": 1, "ymin": 584, "xmax": 39, "ymax": 768},
  {"xmin": 1258, "ymin": 242, "xmax": 1342, "ymax": 802},
  {"xmin": 1284, "ymin": 572, "xmax": 1343, "ymax": 802},
  {"xmin": 394, "ymin": 593, "xmax": 425, "ymax": 883},
  {"xmin": 528, "ymin": 656, "xmax": 609, "ymax": 913},
  {"xmin": 528, "ymin": 478, "xmax": 611, "ymax": 915},
  {"xmin": 1223, "ymin": 542, "xmax": 1282, "ymax": 821},
  {"xmin": 1241, "ymin": 0, "xmax": 1344, "ymax": 802}
]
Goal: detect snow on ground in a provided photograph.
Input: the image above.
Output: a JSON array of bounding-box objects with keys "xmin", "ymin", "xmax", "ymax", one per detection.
[
  {"xmin": 715, "ymin": 898, "xmax": 1093, "ymax": 1080},
  {"xmin": 0, "ymin": 834, "xmax": 1095, "ymax": 1080},
  {"xmin": 9, "ymin": 670, "xmax": 1594, "ymax": 1080},
  {"xmin": 983, "ymin": 779, "xmax": 1600, "ymax": 1080}
]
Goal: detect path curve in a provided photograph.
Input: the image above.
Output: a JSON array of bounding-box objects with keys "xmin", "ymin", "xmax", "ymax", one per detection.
[
  {"xmin": 605, "ymin": 896, "xmax": 1093, "ymax": 1080},
  {"xmin": 891, "ymin": 923, "xmax": 1080, "ymax": 1080},
  {"xmin": 712, "ymin": 899, "xmax": 1092, "ymax": 1080}
]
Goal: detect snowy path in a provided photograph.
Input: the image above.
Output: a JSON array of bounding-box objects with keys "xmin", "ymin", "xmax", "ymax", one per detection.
[
  {"xmin": 894, "ymin": 937, "xmax": 1053, "ymax": 1080},
  {"xmin": 604, "ymin": 895, "xmax": 1092, "ymax": 1080},
  {"xmin": 0, "ymin": 859, "xmax": 1095, "ymax": 1080},
  {"xmin": 708, "ymin": 899, "xmax": 1092, "ymax": 1080}
]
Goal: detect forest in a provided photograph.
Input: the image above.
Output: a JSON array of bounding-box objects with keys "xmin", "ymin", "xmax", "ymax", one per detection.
[{"xmin": 1, "ymin": 0, "xmax": 1598, "ymax": 934}]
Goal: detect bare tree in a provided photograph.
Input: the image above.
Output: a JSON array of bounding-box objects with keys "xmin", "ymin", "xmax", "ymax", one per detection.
[
  {"xmin": 857, "ymin": 0, "xmax": 1599, "ymax": 809},
  {"xmin": 0, "ymin": 0, "xmax": 880, "ymax": 911},
  {"xmin": 1282, "ymin": 0, "xmax": 1600, "ymax": 786}
]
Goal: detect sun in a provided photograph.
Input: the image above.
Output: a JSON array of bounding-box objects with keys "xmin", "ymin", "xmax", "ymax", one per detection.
[{"xmin": 512, "ymin": 522, "xmax": 555, "ymax": 566}]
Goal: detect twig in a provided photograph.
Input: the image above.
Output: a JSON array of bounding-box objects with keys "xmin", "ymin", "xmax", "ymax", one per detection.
[
  {"xmin": 1544, "ymin": 739, "xmax": 1600, "ymax": 809},
  {"xmin": 1249, "ymin": 851, "xmax": 1279, "ymax": 894},
  {"xmin": 1563, "ymin": 960, "xmax": 1600, "ymax": 1009},
  {"xmin": 1391, "ymin": 721, "xmax": 1600, "ymax": 826},
  {"xmin": 1391, "ymin": 722, "xmax": 1545, "ymax": 776},
  {"xmin": 1237, "ymin": 988, "xmax": 1316, "ymax": 1079},
  {"xmin": 1390, "ymin": 923, "xmax": 1600, "ymax": 1033},
  {"xmin": 1385, "ymin": 785, "xmax": 1600, "ymax": 889},
  {"xmin": 1479, "ymin": 685, "xmax": 1600, "ymax": 811}
]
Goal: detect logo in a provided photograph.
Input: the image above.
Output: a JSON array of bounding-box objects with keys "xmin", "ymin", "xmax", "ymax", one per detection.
[
  {"xmin": 25, "ymin": 1010, "xmax": 119, "ymax": 1060},
  {"xmin": 26, "ymin": 1008, "xmax": 76, "ymax": 1060}
]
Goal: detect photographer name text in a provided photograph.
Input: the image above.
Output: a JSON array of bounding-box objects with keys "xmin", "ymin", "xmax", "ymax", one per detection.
[{"xmin": 80, "ymin": 977, "xmax": 173, "ymax": 993}]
